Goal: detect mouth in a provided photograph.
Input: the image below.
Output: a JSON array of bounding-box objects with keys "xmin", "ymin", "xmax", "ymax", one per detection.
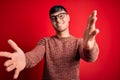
[
  {"xmin": 57, "ymin": 23, "xmax": 62, "ymax": 27},
  {"xmin": 56, "ymin": 22, "xmax": 64, "ymax": 27}
]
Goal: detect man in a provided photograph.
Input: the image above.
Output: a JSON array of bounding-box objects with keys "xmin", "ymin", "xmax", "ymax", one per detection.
[{"xmin": 0, "ymin": 5, "xmax": 99, "ymax": 80}]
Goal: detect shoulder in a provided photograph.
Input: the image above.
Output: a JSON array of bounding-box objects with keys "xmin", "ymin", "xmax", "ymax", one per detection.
[
  {"xmin": 37, "ymin": 36, "xmax": 55, "ymax": 45},
  {"xmin": 72, "ymin": 36, "xmax": 84, "ymax": 46},
  {"xmin": 71, "ymin": 36, "xmax": 83, "ymax": 41}
]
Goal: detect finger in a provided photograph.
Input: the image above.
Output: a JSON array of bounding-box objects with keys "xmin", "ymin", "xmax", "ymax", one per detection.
[
  {"xmin": 88, "ymin": 10, "xmax": 97, "ymax": 30},
  {"xmin": 8, "ymin": 39, "xmax": 22, "ymax": 53},
  {"xmin": 6, "ymin": 64, "xmax": 16, "ymax": 72},
  {"xmin": 0, "ymin": 52, "xmax": 12, "ymax": 58},
  {"xmin": 93, "ymin": 10, "xmax": 97, "ymax": 16},
  {"xmin": 89, "ymin": 10, "xmax": 97, "ymax": 20},
  {"xmin": 14, "ymin": 69, "xmax": 20, "ymax": 79},
  {"xmin": 4, "ymin": 60, "xmax": 13, "ymax": 67},
  {"xmin": 89, "ymin": 29, "xmax": 99, "ymax": 40}
]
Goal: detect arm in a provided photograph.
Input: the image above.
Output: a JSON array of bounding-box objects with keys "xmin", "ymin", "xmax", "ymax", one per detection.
[
  {"xmin": 81, "ymin": 39, "xmax": 99, "ymax": 62},
  {"xmin": 25, "ymin": 44, "xmax": 45, "ymax": 68},
  {"xmin": 80, "ymin": 10, "xmax": 100, "ymax": 62},
  {"xmin": 25, "ymin": 38, "xmax": 46, "ymax": 68}
]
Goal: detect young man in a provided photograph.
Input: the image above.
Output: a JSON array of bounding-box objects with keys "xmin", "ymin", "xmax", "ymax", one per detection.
[{"xmin": 0, "ymin": 5, "xmax": 99, "ymax": 80}]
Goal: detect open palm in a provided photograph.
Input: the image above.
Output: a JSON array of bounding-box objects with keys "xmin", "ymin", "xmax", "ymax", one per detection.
[{"xmin": 0, "ymin": 39, "xmax": 26, "ymax": 79}]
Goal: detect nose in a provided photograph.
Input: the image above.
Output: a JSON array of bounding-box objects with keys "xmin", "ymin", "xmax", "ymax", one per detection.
[{"xmin": 56, "ymin": 16, "xmax": 61, "ymax": 22}]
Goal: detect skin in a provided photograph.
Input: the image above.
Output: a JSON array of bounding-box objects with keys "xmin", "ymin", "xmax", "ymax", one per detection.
[{"xmin": 0, "ymin": 10, "xmax": 99, "ymax": 79}]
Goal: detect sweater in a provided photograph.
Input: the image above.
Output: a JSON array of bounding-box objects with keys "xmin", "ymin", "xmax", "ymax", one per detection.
[{"xmin": 25, "ymin": 35, "xmax": 85, "ymax": 80}]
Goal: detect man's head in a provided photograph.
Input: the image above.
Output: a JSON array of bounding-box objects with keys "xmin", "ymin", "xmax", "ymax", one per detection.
[{"xmin": 49, "ymin": 5, "xmax": 70, "ymax": 32}]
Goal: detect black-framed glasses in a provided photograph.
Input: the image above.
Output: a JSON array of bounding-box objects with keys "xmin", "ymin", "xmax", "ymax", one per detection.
[{"xmin": 50, "ymin": 13, "xmax": 67, "ymax": 22}]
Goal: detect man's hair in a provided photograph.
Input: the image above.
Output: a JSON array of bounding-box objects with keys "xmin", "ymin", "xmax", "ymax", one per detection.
[{"xmin": 49, "ymin": 5, "xmax": 68, "ymax": 16}]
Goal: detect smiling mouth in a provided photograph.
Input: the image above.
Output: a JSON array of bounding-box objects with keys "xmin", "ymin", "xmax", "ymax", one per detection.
[
  {"xmin": 58, "ymin": 24, "xmax": 62, "ymax": 27},
  {"xmin": 57, "ymin": 22, "xmax": 63, "ymax": 27}
]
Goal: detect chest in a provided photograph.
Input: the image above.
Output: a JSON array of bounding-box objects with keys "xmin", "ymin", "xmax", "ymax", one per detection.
[{"xmin": 45, "ymin": 39, "xmax": 80, "ymax": 62}]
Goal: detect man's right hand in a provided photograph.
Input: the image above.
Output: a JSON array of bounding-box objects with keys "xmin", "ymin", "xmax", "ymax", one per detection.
[{"xmin": 0, "ymin": 39, "xmax": 26, "ymax": 79}]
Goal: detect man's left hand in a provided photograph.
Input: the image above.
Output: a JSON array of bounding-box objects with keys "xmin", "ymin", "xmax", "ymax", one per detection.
[{"xmin": 83, "ymin": 10, "xmax": 99, "ymax": 49}]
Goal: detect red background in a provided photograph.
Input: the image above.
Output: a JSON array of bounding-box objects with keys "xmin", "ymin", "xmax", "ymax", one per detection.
[{"xmin": 0, "ymin": 0, "xmax": 120, "ymax": 80}]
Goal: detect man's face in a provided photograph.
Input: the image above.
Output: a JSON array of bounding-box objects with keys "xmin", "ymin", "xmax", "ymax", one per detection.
[{"xmin": 50, "ymin": 10, "xmax": 70, "ymax": 32}]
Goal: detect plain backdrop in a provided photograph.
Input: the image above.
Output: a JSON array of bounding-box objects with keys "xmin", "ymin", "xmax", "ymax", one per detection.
[{"xmin": 0, "ymin": 0, "xmax": 120, "ymax": 80}]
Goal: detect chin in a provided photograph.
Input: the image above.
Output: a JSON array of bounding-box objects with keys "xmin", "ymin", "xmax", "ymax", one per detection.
[{"xmin": 57, "ymin": 28, "xmax": 67, "ymax": 32}]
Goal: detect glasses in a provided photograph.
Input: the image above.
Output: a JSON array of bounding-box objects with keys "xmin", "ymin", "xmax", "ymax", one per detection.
[{"xmin": 50, "ymin": 13, "xmax": 67, "ymax": 22}]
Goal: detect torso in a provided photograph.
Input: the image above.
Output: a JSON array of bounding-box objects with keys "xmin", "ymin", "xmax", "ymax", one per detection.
[{"xmin": 42, "ymin": 35, "xmax": 81, "ymax": 80}]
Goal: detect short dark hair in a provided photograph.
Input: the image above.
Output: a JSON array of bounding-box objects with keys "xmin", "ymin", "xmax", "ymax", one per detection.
[{"xmin": 49, "ymin": 5, "xmax": 68, "ymax": 16}]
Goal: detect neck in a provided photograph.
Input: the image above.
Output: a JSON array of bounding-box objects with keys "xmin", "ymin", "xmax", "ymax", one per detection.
[{"xmin": 56, "ymin": 28, "xmax": 70, "ymax": 38}]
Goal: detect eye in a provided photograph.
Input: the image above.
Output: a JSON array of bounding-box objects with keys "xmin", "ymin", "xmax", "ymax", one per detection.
[
  {"xmin": 50, "ymin": 16, "xmax": 56, "ymax": 21},
  {"xmin": 58, "ymin": 14, "xmax": 65, "ymax": 19}
]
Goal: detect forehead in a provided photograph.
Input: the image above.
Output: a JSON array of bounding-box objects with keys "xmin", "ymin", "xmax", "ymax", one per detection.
[{"xmin": 50, "ymin": 10, "xmax": 67, "ymax": 16}]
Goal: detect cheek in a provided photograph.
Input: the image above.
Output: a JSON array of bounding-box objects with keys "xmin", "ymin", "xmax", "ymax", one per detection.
[
  {"xmin": 52, "ymin": 22, "xmax": 55, "ymax": 26},
  {"xmin": 64, "ymin": 19, "xmax": 69, "ymax": 25},
  {"xmin": 52, "ymin": 22, "xmax": 57, "ymax": 28},
  {"xmin": 64, "ymin": 17, "xmax": 70, "ymax": 24},
  {"xmin": 66, "ymin": 15, "xmax": 70, "ymax": 22}
]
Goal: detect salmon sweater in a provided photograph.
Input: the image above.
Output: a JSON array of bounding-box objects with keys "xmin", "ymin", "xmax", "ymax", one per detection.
[{"xmin": 25, "ymin": 35, "xmax": 98, "ymax": 80}]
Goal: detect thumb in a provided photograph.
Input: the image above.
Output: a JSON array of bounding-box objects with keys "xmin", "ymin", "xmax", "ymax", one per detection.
[
  {"xmin": 13, "ymin": 69, "xmax": 20, "ymax": 79},
  {"xmin": 89, "ymin": 29, "xmax": 99, "ymax": 40},
  {"xmin": 8, "ymin": 39, "xmax": 23, "ymax": 53}
]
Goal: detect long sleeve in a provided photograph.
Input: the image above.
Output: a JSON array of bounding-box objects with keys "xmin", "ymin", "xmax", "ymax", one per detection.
[
  {"xmin": 79, "ymin": 39, "xmax": 99, "ymax": 62},
  {"xmin": 25, "ymin": 38, "xmax": 46, "ymax": 68}
]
